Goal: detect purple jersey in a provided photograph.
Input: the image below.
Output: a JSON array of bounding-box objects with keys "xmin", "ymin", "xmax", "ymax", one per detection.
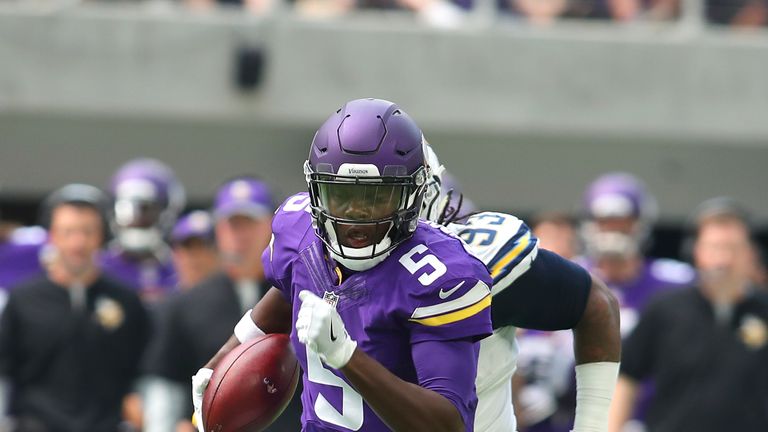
[
  {"xmin": 99, "ymin": 248, "xmax": 177, "ymax": 302},
  {"xmin": 264, "ymin": 193, "xmax": 494, "ymax": 432},
  {"xmin": 579, "ymin": 257, "xmax": 695, "ymax": 336}
]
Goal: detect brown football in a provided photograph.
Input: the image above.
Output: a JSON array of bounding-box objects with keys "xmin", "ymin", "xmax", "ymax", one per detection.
[{"xmin": 202, "ymin": 333, "xmax": 300, "ymax": 432}]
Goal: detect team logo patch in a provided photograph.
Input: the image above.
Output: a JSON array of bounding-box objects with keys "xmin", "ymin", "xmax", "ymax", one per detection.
[
  {"xmin": 739, "ymin": 314, "xmax": 768, "ymax": 350},
  {"xmin": 94, "ymin": 297, "xmax": 125, "ymax": 331},
  {"xmin": 189, "ymin": 211, "xmax": 212, "ymax": 231},
  {"xmin": 231, "ymin": 180, "xmax": 252, "ymax": 201},
  {"xmin": 322, "ymin": 291, "xmax": 340, "ymax": 308}
]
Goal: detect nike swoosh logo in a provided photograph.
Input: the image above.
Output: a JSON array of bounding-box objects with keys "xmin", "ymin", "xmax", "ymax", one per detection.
[
  {"xmin": 439, "ymin": 281, "xmax": 465, "ymax": 299},
  {"xmin": 330, "ymin": 321, "xmax": 337, "ymax": 342}
]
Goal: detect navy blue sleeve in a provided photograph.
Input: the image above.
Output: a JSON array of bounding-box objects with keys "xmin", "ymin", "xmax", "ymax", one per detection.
[{"xmin": 490, "ymin": 249, "xmax": 591, "ymax": 331}]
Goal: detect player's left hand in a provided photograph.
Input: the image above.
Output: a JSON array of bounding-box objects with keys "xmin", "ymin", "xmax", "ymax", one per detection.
[
  {"xmin": 296, "ymin": 290, "xmax": 357, "ymax": 369},
  {"xmin": 191, "ymin": 367, "xmax": 213, "ymax": 432}
]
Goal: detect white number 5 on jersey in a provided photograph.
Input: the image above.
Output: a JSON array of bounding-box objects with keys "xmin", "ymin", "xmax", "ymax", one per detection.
[{"xmin": 399, "ymin": 244, "xmax": 447, "ymax": 286}]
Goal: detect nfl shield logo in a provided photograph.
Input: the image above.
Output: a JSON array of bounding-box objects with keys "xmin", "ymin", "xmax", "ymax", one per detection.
[{"xmin": 322, "ymin": 291, "xmax": 339, "ymax": 308}]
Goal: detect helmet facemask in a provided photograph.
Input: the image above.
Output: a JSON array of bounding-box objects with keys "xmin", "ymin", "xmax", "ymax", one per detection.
[
  {"xmin": 419, "ymin": 140, "xmax": 469, "ymax": 225},
  {"xmin": 305, "ymin": 161, "xmax": 427, "ymax": 271},
  {"xmin": 113, "ymin": 178, "xmax": 171, "ymax": 255}
]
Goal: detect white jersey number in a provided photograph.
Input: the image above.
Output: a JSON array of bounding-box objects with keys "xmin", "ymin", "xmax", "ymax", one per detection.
[
  {"xmin": 306, "ymin": 350, "xmax": 364, "ymax": 430},
  {"xmin": 283, "ymin": 195, "xmax": 311, "ymax": 212},
  {"xmin": 399, "ymin": 244, "xmax": 447, "ymax": 286}
]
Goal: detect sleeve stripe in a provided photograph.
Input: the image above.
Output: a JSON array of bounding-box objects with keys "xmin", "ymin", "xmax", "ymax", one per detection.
[
  {"xmin": 410, "ymin": 280, "xmax": 490, "ymax": 319},
  {"xmin": 490, "ymin": 231, "xmax": 532, "ymax": 279},
  {"xmin": 492, "ymin": 240, "xmax": 537, "ymax": 285},
  {"xmin": 409, "ymin": 294, "xmax": 491, "ymax": 327},
  {"xmin": 484, "ymin": 227, "xmax": 528, "ymax": 268},
  {"xmin": 491, "ymin": 243, "xmax": 538, "ymax": 296}
]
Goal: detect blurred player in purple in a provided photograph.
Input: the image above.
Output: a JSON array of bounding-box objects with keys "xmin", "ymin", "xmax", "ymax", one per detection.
[
  {"xmin": 194, "ymin": 98, "xmax": 494, "ymax": 432},
  {"xmin": 100, "ymin": 158, "xmax": 186, "ymax": 302},
  {"xmin": 579, "ymin": 173, "xmax": 694, "ymax": 333},
  {"xmin": 516, "ymin": 172, "xmax": 694, "ymax": 432},
  {"xmin": 0, "ymin": 224, "xmax": 46, "ymax": 314}
]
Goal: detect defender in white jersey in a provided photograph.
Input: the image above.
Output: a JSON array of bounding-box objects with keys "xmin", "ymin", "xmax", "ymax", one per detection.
[{"xmin": 422, "ymin": 143, "xmax": 621, "ymax": 432}]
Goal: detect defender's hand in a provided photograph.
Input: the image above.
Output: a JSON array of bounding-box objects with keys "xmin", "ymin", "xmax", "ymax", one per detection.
[
  {"xmin": 191, "ymin": 367, "xmax": 213, "ymax": 432},
  {"xmin": 296, "ymin": 290, "xmax": 357, "ymax": 369}
]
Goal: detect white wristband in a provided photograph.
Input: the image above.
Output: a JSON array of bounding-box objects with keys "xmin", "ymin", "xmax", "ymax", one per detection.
[
  {"xmin": 234, "ymin": 309, "xmax": 265, "ymax": 344},
  {"xmin": 572, "ymin": 362, "xmax": 620, "ymax": 432}
]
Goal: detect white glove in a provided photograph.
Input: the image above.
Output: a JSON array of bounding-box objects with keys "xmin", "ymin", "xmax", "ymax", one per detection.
[
  {"xmin": 191, "ymin": 367, "xmax": 213, "ymax": 432},
  {"xmin": 296, "ymin": 290, "xmax": 357, "ymax": 369}
]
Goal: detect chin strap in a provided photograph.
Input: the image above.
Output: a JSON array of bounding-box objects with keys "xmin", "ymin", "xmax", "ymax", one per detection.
[{"xmin": 331, "ymin": 250, "xmax": 390, "ymax": 272}]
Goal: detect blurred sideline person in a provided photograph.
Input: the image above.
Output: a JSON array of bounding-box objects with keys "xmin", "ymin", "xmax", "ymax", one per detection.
[
  {"xmin": 531, "ymin": 212, "xmax": 579, "ymax": 260},
  {"xmin": 170, "ymin": 211, "xmax": 219, "ymax": 291},
  {"xmin": 193, "ymin": 104, "xmax": 621, "ymax": 432},
  {"xmin": 143, "ymin": 177, "xmax": 302, "ymax": 432},
  {"xmin": 512, "ymin": 173, "xmax": 694, "ymax": 432},
  {"xmin": 194, "ymin": 99, "xmax": 496, "ymax": 432},
  {"xmin": 137, "ymin": 211, "xmax": 220, "ymax": 432},
  {"xmin": 609, "ymin": 197, "xmax": 768, "ymax": 432},
  {"xmin": 0, "ymin": 184, "xmax": 149, "ymax": 432},
  {"xmin": 101, "ymin": 158, "xmax": 185, "ymax": 303}
]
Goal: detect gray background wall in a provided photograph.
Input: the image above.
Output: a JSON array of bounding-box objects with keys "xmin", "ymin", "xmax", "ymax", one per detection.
[{"xmin": 1, "ymin": 5, "xmax": 766, "ymax": 222}]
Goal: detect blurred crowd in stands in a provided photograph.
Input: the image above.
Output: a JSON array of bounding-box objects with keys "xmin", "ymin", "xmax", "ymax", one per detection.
[
  {"xmin": 0, "ymin": 157, "xmax": 765, "ymax": 432},
  {"xmin": 152, "ymin": 0, "xmax": 768, "ymax": 29}
]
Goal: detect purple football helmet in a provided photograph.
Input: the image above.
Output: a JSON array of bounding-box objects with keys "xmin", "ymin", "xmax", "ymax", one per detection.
[
  {"xmin": 109, "ymin": 158, "xmax": 186, "ymax": 255},
  {"xmin": 305, "ymin": 98, "xmax": 428, "ymax": 271},
  {"xmin": 581, "ymin": 172, "xmax": 657, "ymax": 259}
]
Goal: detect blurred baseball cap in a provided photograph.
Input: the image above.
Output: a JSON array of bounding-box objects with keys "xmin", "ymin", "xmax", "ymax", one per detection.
[
  {"xmin": 689, "ymin": 196, "xmax": 752, "ymax": 230},
  {"xmin": 213, "ymin": 177, "xmax": 274, "ymax": 221},
  {"xmin": 583, "ymin": 172, "xmax": 656, "ymax": 220},
  {"xmin": 171, "ymin": 210, "xmax": 214, "ymax": 245}
]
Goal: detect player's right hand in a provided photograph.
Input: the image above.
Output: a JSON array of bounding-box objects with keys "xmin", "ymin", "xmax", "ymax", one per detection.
[
  {"xmin": 192, "ymin": 367, "xmax": 214, "ymax": 432},
  {"xmin": 296, "ymin": 290, "xmax": 357, "ymax": 369}
]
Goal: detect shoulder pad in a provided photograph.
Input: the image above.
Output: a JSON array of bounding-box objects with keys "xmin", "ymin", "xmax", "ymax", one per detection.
[{"xmin": 448, "ymin": 212, "xmax": 539, "ymax": 293}]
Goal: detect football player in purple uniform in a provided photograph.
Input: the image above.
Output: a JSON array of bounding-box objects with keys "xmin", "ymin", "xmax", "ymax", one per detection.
[
  {"xmin": 514, "ymin": 173, "xmax": 691, "ymax": 432},
  {"xmin": 100, "ymin": 158, "xmax": 185, "ymax": 302},
  {"xmin": 193, "ymin": 98, "xmax": 494, "ymax": 432}
]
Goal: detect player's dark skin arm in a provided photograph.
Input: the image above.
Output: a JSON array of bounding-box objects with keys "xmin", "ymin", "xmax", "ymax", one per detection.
[
  {"xmin": 204, "ymin": 288, "xmax": 292, "ymax": 369},
  {"xmin": 573, "ymin": 275, "xmax": 621, "ymax": 364},
  {"xmin": 340, "ymin": 349, "xmax": 464, "ymax": 432}
]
